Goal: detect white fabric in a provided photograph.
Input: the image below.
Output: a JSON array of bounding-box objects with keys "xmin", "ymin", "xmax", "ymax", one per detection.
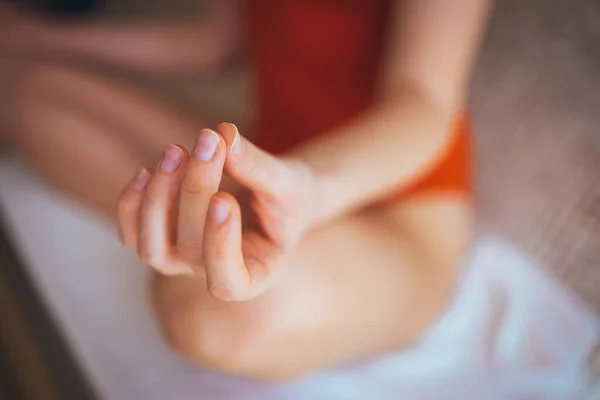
[{"xmin": 0, "ymin": 157, "xmax": 598, "ymax": 400}]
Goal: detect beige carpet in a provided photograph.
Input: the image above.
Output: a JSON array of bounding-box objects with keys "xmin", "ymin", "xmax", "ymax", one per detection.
[{"xmin": 470, "ymin": 0, "xmax": 600, "ymax": 314}]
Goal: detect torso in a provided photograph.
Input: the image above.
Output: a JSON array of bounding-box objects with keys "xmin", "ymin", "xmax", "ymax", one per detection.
[{"xmin": 245, "ymin": 0, "xmax": 392, "ymax": 153}]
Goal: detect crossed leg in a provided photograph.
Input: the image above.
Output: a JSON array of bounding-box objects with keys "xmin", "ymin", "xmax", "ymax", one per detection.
[{"xmin": 1, "ymin": 61, "xmax": 207, "ymax": 216}]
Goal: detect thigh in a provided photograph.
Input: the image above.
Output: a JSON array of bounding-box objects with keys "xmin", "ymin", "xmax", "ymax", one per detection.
[
  {"xmin": 12, "ymin": 64, "xmax": 208, "ymax": 163},
  {"xmin": 5, "ymin": 63, "xmax": 211, "ymax": 214}
]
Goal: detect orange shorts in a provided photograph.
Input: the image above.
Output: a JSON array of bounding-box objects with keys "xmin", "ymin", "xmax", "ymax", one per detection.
[{"xmin": 385, "ymin": 112, "xmax": 472, "ymax": 201}]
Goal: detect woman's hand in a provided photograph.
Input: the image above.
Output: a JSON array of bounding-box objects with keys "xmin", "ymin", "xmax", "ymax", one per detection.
[{"xmin": 117, "ymin": 123, "xmax": 323, "ymax": 301}]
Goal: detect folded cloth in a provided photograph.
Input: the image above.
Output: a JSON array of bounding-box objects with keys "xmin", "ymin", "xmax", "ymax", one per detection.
[{"xmin": 0, "ymin": 156, "xmax": 597, "ymax": 400}]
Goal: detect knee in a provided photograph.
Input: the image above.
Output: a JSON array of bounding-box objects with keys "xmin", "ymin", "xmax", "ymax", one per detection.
[{"xmin": 151, "ymin": 274, "xmax": 277, "ymax": 379}]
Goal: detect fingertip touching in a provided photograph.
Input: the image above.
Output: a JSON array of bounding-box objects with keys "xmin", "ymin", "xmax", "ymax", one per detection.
[
  {"xmin": 216, "ymin": 122, "xmax": 290, "ymax": 198},
  {"xmin": 215, "ymin": 122, "xmax": 241, "ymax": 157}
]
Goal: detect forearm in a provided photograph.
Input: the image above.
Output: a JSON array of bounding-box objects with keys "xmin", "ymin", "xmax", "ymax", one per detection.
[
  {"xmin": 290, "ymin": 87, "xmax": 458, "ymax": 222},
  {"xmin": 288, "ymin": 0, "xmax": 491, "ymax": 223},
  {"xmin": 153, "ymin": 200, "xmax": 469, "ymax": 380},
  {"xmin": 24, "ymin": 3, "xmax": 239, "ymax": 74}
]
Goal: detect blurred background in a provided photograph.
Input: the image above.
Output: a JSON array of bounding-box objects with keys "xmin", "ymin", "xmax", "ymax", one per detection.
[
  {"xmin": 1, "ymin": 0, "xmax": 599, "ymax": 398},
  {"xmin": 472, "ymin": 0, "xmax": 599, "ymax": 313}
]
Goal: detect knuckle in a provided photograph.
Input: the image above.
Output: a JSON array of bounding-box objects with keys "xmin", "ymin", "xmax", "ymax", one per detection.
[
  {"xmin": 139, "ymin": 249, "xmax": 190, "ymax": 276},
  {"xmin": 179, "ymin": 180, "xmax": 210, "ymax": 196},
  {"xmin": 206, "ymin": 271, "xmax": 250, "ymax": 302},
  {"xmin": 177, "ymin": 241, "xmax": 203, "ymax": 262},
  {"xmin": 143, "ymin": 191, "xmax": 165, "ymax": 209},
  {"xmin": 207, "ymin": 282, "xmax": 247, "ymax": 302},
  {"xmin": 138, "ymin": 248, "xmax": 167, "ymax": 270}
]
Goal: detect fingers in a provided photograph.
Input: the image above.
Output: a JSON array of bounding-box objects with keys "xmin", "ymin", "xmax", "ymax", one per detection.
[
  {"xmin": 216, "ymin": 122, "xmax": 292, "ymax": 198},
  {"xmin": 117, "ymin": 168, "xmax": 151, "ymax": 249},
  {"xmin": 203, "ymin": 192, "xmax": 280, "ymax": 301},
  {"xmin": 138, "ymin": 145, "xmax": 193, "ymax": 275},
  {"xmin": 176, "ymin": 129, "xmax": 226, "ymax": 266},
  {"xmin": 118, "ymin": 125, "xmax": 290, "ymax": 290},
  {"xmin": 203, "ymin": 192, "xmax": 248, "ymax": 300}
]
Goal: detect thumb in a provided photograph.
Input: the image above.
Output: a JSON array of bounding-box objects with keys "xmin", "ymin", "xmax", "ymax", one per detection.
[{"xmin": 215, "ymin": 122, "xmax": 293, "ymax": 199}]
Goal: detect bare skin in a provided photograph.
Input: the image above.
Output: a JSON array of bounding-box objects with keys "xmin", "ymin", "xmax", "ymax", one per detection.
[
  {"xmin": 1, "ymin": 0, "xmax": 490, "ymax": 380},
  {"xmin": 5, "ymin": 64, "xmax": 203, "ymax": 214},
  {"xmin": 128, "ymin": 127, "xmax": 473, "ymax": 378},
  {"xmin": 1, "ymin": 1, "xmax": 235, "ymax": 214},
  {"xmin": 0, "ymin": 1, "xmax": 240, "ymax": 74}
]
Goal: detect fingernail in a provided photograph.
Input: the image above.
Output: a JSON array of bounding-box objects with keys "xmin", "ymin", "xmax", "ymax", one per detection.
[
  {"xmin": 160, "ymin": 145, "xmax": 183, "ymax": 173},
  {"xmin": 132, "ymin": 168, "xmax": 151, "ymax": 191},
  {"xmin": 210, "ymin": 198, "xmax": 230, "ymax": 224},
  {"xmin": 230, "ymin": 125, "xmax": 242, "ymax": 157},
  {"xmin": 193, "ymin": 129, "xmax": 219, "ymax": 162}
]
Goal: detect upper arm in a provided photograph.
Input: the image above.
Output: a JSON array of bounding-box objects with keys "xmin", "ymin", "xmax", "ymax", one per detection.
[{"xmin": 380, "ymin": 0, "xmax": 492, "ymax": 110}]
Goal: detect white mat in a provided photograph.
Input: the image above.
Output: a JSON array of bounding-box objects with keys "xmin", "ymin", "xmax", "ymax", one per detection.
[{"xmin": 0, "ymin": 157, "xmax": 597, "ymax": 400}]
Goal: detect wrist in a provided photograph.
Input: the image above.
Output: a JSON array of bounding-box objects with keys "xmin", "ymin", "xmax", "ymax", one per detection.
[
  {"xmin": 283, "ymin": 155, "xmax": 339, "ymax": 229},
  {"xmin": 312, "ymin": 169, "xmax": 340, "ymax": 225}
]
